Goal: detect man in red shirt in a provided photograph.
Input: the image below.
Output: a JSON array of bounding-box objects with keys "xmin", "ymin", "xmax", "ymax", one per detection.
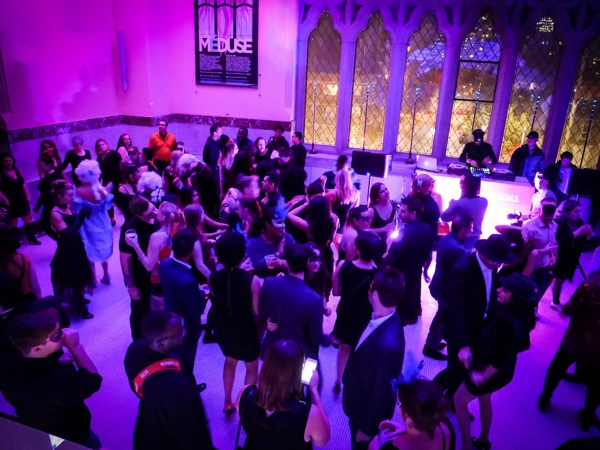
[{"xmin": 148, "ymin": 119, "xmax": 177, "ymax": 175}]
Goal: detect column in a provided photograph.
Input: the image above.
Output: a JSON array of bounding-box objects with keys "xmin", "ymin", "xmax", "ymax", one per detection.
[
  {"xmin": 488, "ymin": 45, "xmax": 519, "ymax": 158},
  {"xmin": 431, "ymin": 41, "xmax": 460, "ymax": 161},
  {"xmin": 335, "ymin": 38, "xmax": 356, "ymax": 153},
  {"xmin": 382, "ymin": 41, "xmax": 407, "ymax": 154}
]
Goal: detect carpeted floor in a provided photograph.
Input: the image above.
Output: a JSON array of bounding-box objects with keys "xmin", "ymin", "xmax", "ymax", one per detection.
[{"xmin": 1, "ymin": 217, "xmax": 599, "ymax": 450}]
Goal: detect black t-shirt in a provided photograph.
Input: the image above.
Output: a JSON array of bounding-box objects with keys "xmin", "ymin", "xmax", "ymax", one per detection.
[
  {"xmin": 0, "ymin": 350, "xmax": 102, "ymax": 443},
  {"xmin": 62, "ymin": 149, "xmax": 92, "ymax": 185},
  {"xmin": 119, "ymin": 217, "xmax": 160, "ymax": 291},
  {"xmin": 36, "ymin": 171, "xmax": 63, "ymax": 211},
  {"xmin": 98, "ymin": 150, "xmax": 122, "ymax": 187}
]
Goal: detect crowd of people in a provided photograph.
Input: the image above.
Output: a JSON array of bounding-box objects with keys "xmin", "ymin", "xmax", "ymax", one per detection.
[{"xmin": 0, "ymin": 121, "xmax": 599, "ymax": 450}]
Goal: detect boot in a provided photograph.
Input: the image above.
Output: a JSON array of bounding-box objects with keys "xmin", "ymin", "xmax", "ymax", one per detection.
[
  {"xmin": 577, "ymin": 408, "xmax": 600, "ymax": 432},
  {"xmin": 25, "ymin": 223, "xmax": 41, "ymax": 245}
]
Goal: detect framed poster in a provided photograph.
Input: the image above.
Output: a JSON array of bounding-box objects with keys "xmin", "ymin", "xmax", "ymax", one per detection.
[{"xmin": 195, "ymin": 0, "xmax": 259, "ymax": 87}]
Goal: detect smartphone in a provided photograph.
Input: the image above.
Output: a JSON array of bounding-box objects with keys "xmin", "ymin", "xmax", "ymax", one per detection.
[{"xmin": 301, "ymin": 358, "xmax": 318, "ymax": 385}]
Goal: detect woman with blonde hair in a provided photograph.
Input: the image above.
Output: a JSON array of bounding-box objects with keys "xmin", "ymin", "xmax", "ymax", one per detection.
[
  {"xmin": 218, "ymin": 140, "xmax": 239, "ymax": 194},
  {"xmin": 72, "ymin": 159, "xmax": 114, "ymax": 285},
  {"xmin": 325, "ymin": 168, "xmax": 359, "ymax": 235},
  {"xmin": 125, "ymin": 201, "xmax": 180, "ymax": 310}
]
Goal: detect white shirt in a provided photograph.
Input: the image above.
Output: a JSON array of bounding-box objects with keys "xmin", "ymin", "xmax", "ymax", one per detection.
[
  {"xmin": 355, "ymin": 311, "xmax": 396, "ymax": 350},
  {"xmin": 171, "ymin": 255, "xmax": 192, "ymax": 270},
  {"xmin": 476, "ymin": 252, "xmax": 493, "ymax": 314}
]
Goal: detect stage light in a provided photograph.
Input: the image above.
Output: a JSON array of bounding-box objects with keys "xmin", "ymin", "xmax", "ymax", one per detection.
[{"xmin": 390, "ymin": 230, "xmax": 399, "ymax": 239}]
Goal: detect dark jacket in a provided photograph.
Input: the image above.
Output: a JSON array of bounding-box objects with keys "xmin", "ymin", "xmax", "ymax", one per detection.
[
  {"xmin": 124, "ymin": 340, "xmax": 213, "ymax": 450},
  {"xmin": 445, "ymin": 252, "xmax": 500, "ymax": 349},
  {"xmin": 508, "ymin": 145, "xmax": 545, "ymax": 185},
  {"xmin": 459, "ymin": 141, "xmax": 497, "ymax": 167},
  {"xmin": 203, "ymin": 137, "xmax": 220, "ymax": 172},
  {"xmin": 279, "ymin": 162, "xmax": 307, "ymax": 202},
  {"xmin": 386, "ymin": 219, "xmax": 436, "ymax": 276},
  {"xmin": 430, "ymin": 232, "xmax": 467, "ymax": 302},
  {"xmin": 159, "ymin": 258, "xmax": 207, "ymax": 332},
  {"xmin": 290, "ymin": 143, "xmax": 307, "ymax": 168},
  {"xmin": 342, "ymin": 312, "xmax": 405, "ymax": 436},
  {"xmin": 259, "ymin": 275, "xmax": 325, "ymax": 360}
]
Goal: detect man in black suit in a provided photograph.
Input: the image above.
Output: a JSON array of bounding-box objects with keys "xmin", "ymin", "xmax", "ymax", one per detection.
[
  {"xmin": 278, "ymin": 147, "xmax": 307, "ymax": 202},
  {"xmin": 423, "ymin": 215, "xmax": 473, "ymax": 360},
  {"xmin": 159, "ymin": 230, "xmax": 209, "ymax": 369},
  {"xmin": 342, "ymin": 267, "xmax": 406, "ymax": 450},
  {"xmin": 259, "ymin": 243, "xmax": 329, "ymax": 361},
  {"xmin": 290, "ymin": 131, "xmax": 307, "ymax": 168},
  {"xmin": 434, "ymin": 234, "xmax": 516, "ymax": 397},
  {"xmin": 385, "ymin": 197, "xmax": 436, "ymax": 325}
]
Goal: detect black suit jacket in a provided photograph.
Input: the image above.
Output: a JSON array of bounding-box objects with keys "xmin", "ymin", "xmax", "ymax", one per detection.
[
  {"xmin": 342, "ymin": 312, "xmax": 405, "ymax": 436},
  {"xmin": 445, "ymin": 252, "xmax": 500, "ymax": 349},
  {"xmin": 430, "ymin": 232, "xmax": 467, "ymax": 302},
  {"xmin": 385, "ymin": 219, "xmax": 436, "ymax": 276}
]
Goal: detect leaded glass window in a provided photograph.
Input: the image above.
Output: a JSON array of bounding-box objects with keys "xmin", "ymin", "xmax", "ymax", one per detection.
[
  {"xmin": 447, "ymin": 15, "xmax": 502, "ymax": 157},
  {"xmin": 397, "ymin": 14, "xmax": 445, "ymax": 155},
  {"xmin": 500, "ymin": 17, "xmax": 562, "ymax": 162},
  {"xmin": 304, "ymin": 12, "xmax": 341, "ymax": 147},
  {"xmin": 559, "ymin": 34, "xmax": 600, "ymax": 169},
  {"xmin": 349, "ymin": 13, "xmax": 391, "ymax": 150}
]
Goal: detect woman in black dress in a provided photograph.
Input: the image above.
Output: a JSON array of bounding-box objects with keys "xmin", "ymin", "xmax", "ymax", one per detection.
[
  {"xmin": 454, "ymin": 272, "xmax": 537, "ymax": 450},
  {"xmin": 305, "ymin": 242, "xmax": 333, "ymax": 316},
  {"xmin": 368, "ymin": 182, "xmax": 397, "ymax": 241},
  {"xmin": 49, "ymin": 180, "xmax": 94, "ymax": 319},
  {"xmin": 96, "ymin": 138, "xmax": 121, "ymax": 225},
  {"xmin": 34, "ymin": 156, "xmax": 63, "ymax": 240},
  {"xmin": 331, "ymin": 231, "xmax": 379, "ymax": 392},
  {"xmin": 210, "ymin": 232, "xmax": 261, "ymax": 414},
  {"xmin": 39, "ymin": 140, "xmax": 63, "ymax": 176},
  {"xmin": 114, "ymin": 161, "xmax": 140, "ymax": 221},
  {"xmin": 551, "ymin": 199, "xmax": 593, "ymax": 309},
  {"xmin": 235, "ymin": 339, "xmax": 330, "ymax": 450},
  {"xmin": 0, "ymin": 153, "xmax": 40, "ymax": 245}
]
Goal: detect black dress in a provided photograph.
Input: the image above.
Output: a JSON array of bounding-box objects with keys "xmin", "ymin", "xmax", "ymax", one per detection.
[
  {"xmin": 465, "ymin": 305, "xmax": 533, "ymax": 396},
  {"xmin": 333, "ymin": 261, "xmax": 376, "ymax": 346},
  {"xmin": 209, "ymin": 268, "xmax": 260, "ymax": 362},
  {"xmin": 98, "ymin": 150, "xmax": 122, "ymax": 187},
  {"xmin": 35, "ymin": 171, "xmax": 63, "ymax": 239},
  {"xmin": 50, "ymin": 212, "xmax": 94, "ymax": 291},
  {"xmin": 331, "ymin": 200, "xmax": 352, "ymax": 232},
  {"xmin": 114, "ymin": 190, "xmax": 136, "ymax": 222},
  {"xmin": 553, "ymin": 218, "xmax": 586, "ymax": 281},
  {"xmin": 240, "ymin": 386, "xmax": 312, "ymax": 450},
  {"xmin": 370, "ymin": 201, "xmax": 396, "ymax": 240},
  {"xmin": 0, "ymin": 169, "xmax": 30, "ymax": 218}
]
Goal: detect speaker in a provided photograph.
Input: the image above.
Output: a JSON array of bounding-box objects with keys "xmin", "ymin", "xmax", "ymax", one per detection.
[
  {"xmin": 568, "ymin": 169, "xmax": 600, "ymax": 196},
  {"xmin": 351, "ymin": 151, "xmax": 391, "ymax": 178}
]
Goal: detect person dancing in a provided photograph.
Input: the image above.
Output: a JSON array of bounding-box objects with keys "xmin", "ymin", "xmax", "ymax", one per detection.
[
  {"xmin": 49, "ymin": 180, "xmax": 94, "ymax": 319},
  {"xmin": 72, "ymin": 160, "xmax": 114, "ymax": 286}
]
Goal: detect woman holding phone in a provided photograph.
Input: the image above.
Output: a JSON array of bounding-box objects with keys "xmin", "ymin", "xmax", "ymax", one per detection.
[{"xmin": 236, "ymin": 340, "xmax": 330, "ymax": 449}]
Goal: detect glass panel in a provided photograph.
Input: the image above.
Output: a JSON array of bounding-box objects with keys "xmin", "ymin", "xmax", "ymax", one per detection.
[
  {"xmin": 397, "ymin": 14, "xmax": 445, "ymax": 155},
  {"xmin": 500, "ymin": 17, "xmax": 563, "ymax": 162},
  {"xmin": 559, "ymin": 34, "xmax": 600, "ymax": 169},
  {"xmin": 447, "ymin": 14, "xmax": 501, "ymax": 157},
  {"xmin": 447, "ymin": 101, "xmax": 494, "ymax": 158},
  {"xmin": 349, "ymin": 13, "xmax": 391, "ymax": 150},
  {"xmin": 304, "ymin": 12, "xmax": 341, "ymax": 147}
]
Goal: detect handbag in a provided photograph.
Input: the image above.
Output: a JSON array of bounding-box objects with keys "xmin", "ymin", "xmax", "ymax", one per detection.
[{"xmin": 234, "ymin": 385, "xmax": 256, "ymax": 450}]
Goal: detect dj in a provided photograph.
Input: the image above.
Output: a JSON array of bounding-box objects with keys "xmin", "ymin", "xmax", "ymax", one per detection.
[{"xmin": 458, "ymin": 129, "xmax": 497, "ymax": 168}]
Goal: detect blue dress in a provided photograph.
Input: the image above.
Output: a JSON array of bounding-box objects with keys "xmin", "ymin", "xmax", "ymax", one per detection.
[{"xmin": 72, "ymin": 193, "xmax": 114, "ymax": 262}]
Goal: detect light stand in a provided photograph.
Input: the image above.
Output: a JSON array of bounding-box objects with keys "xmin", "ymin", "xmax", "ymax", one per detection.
[
  {"xmin": 406, "ymin": 86, "xmax": 420, "ymax": 164},
  {"xmin": 471, "ymin": 90, "xmax": 481, "ymax": 131},
  {"xmin": 530, "ymin": 95, "xmax": 541, "ymax": 132},
  {"xmin": 361, "ymin": 84, "xmax": 371, "ymax": 151},
  {"xmin": 311, "ymin": 81, "xmax": 317, "ymax": 154},
  {"xmin": 579, "ymin": 98, "xmax": 597, "ymax": 168}
]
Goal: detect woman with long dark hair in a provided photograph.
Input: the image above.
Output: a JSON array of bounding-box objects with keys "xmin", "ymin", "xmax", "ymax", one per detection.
[
  {"xmin": 236, "ymin": 339, "xmax": 330, "ymax": 449},
  {"xmin": 305, "ymin": 242, "xmax": 332, "ymax": 316},
  {"xmin": 49, "ymin": 180, "xmax": 94, "ymax": 319},
  {"xmin": 95, "ymin": 138, "xmax": 121, "ymax": 226},
  {"xmin": 551, "ymin": 199, "xmax": 593, "ymax": 309},
  {"xmin": 116, "ymin": 133, "xmax": 133, "ymax": 161},
  {"xmin": 0, "ymin": 153, "xmax": 40, "ymax": 245},
  {"xmin": 114, "ymin": 161, "xmax": 140, "ymax": 222},
  {"xmin": 39, "ymin": 140, "xmax": 62, "ymax": 174},
  {"xmin": 210, "ymin": 232, "xmax": 261, "ymax": 414},
  {"xmin": 287, "ymin": 195, "xmax": 337, "ymax": 274},
  {"xmin": 339, "ymin": 206, "xmax": 373, "ymax": 261},
  {"xmin": 367, "ymin": 183, "xmax": 397, "ymax": 241},
  {"xmin": 34, "ymin": 156, "xmax": 64, "ymax": 240},
  {"xmin": 454, "ymin": 273, "xmax": 537, "ymax": 450},
  {"xmin": 218, "ymin": 140, "xmax": 238, "ymax": 194},
  {"xmin": 331, "ymin": 231, "xmax": 379, "ymax": 392}
]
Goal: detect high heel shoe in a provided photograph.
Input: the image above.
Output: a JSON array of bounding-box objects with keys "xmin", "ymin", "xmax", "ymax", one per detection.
[
  {"xmin": 223, "ymin": 403, "xmax": 236, "ymax": 415},
  {"xmin": 471, "ymin": 437, "xmax": 491, "ymax": 449},
  {"xmin": 100, "ymin": 275, "xmax": 111, "ymax": 285}
]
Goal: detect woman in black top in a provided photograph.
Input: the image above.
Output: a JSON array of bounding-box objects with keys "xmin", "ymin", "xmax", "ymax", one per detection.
[
  {"xmin": 39, "ymin": 140, "xmax": 62, "ymax": 175},
  {"xmin": 210, "ymin": 232, "xmax": 261, "ymax": 414},
  {"xmin": 551, "ymin": 200, "xmax": 593, "ymax": 308},
  {"xmin": 331, "ymin": 231, "xmax": 379, "ymax": 391},
  {"xmin": 454, "ymin": 273, "xmax": 537, "ymax": 450},
  {"xmin": 236, "ymin": 339, "xmax": 330, "ymax": 450},
  {"xmin": 368, "ymin": 182, "xmax": 397, "ymax": 241},
  {"xmin": 0, "ymin": 153, "xmax": 40, "ymax": 244},
  {"xmin": 114, "ymin": 161, "xmax": 140, "ymax": 222},
  {"xmin": 34, "ymin": 156, "xmax": 63, "ymax": 240},
  {"xmin": 96, "ymin": 138, "xmax": 121, "ymax": 224},
  {"xmin": 305, "ymin": 242, "xmax": 332, "ymax": 316},
  {"xmin": 61, "ymin": 137, "xmax": 91, "ymax": 186}
]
